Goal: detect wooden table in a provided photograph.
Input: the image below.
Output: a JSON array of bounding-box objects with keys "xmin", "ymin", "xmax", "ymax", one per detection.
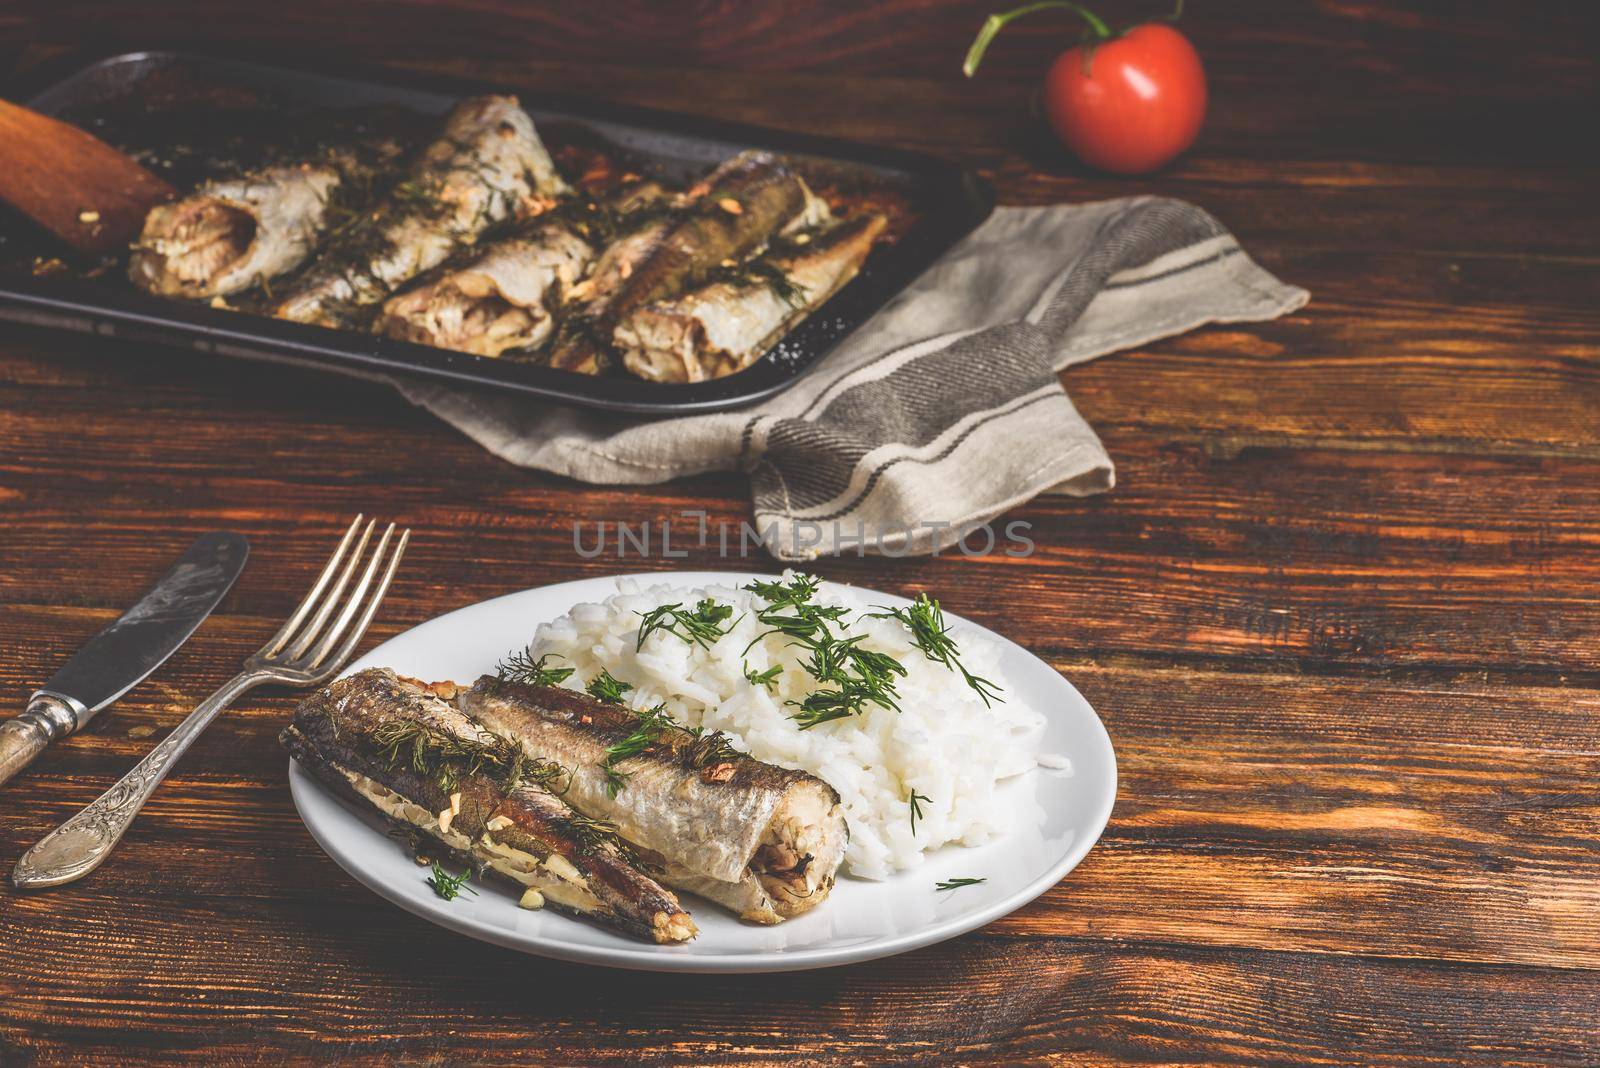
[{"xmin": 1, "ymin": 3, "xmax": 1596, "ymax": 1063}]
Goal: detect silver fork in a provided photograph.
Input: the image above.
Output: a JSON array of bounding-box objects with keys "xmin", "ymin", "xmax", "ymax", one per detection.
[{"xmin": 12, "ymin": 516, "xmax": 409, "ymax": 889}]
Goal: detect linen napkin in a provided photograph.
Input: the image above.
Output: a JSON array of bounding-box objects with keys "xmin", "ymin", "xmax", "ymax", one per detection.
[{"xmin": 394, "ymin": 196, "xmax": 1308, "ymax": 560}]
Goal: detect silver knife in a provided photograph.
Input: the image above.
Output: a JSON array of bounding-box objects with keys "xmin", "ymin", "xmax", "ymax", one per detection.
[{"xmin": 0, "ymin": 531, "xmax": 249, "ymax": 788}]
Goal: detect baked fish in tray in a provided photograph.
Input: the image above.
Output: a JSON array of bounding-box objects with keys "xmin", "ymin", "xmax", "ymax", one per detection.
[
  {"xmin": 128, "ymin": 150, "xmax": 392, "ymax": 300},
  {"xmin": 270, "ymin": 95, "xmax": 568, "ymax": 327},
  {"xmin": 545, "ymin": 149, "xmax": 830, "ymax": 374},
  {"xmin": 281, "ymin": 668, "xmax": 696, "ymax": 945},
  {"xmin": 373, "ymin": 180, "xmax": 669, "ymax": 359},
  {"xmin": 2, "ymin": 52, "xmax": 993, "ymax": 412},
  {"xmin": 617, "ymin": 212, "xmax": 887, "ymax": 383}
]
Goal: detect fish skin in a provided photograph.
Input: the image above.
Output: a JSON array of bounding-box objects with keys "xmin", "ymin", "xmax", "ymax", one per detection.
[
  {"xmin": 282, "ymin": 668, "xmax": 695, "ymax": 944},
  {"xmin": 546, "ymin": 150, "xmax": 814, "ymax": 374},
  {"xmin": 456, "ymin": 676, "xmax": 848, "ymax": 923},
  {"xmin": 272, "ymin": 96, "xmax": 568, "ymax": 327},
  {"xmin": 617, "ymin": 212, "xmax": 887, "ymax": 383},
  {"xmin": 374, "ymin": 221, "xmax": 593, "ymax": 357},
  {"xmin": 373, "ymin": 181, "xmax": 671, "ymax": 358}
]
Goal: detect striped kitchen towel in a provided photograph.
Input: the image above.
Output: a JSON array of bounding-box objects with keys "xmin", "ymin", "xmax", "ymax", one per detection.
[{"xmin": 394, "ymin": 196, "xmax": 1308, "ymax": 560}]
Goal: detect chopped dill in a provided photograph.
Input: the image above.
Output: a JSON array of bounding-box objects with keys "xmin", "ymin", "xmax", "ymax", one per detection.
[
  {"xmin": 745, "ymin": 573, "xmax": 822, "ymax": 607},
  {"xmin": 637, "ymin": 598, "xmax": 736, "ymax": 651},
  {"xmin": 703, "ymin": 258, "xmax": 808, "ymax": 310},
  {"xmin": 496, "ymin": 649, "xmax": 575, "ymax": 688},
  {"xmin": 870, "ymin": 594, "xmax": 1003, "ymax": 708},
  {"xmin": 935, "ymin": 877, "xmax": 986, "ymax": 892},
  {"xmin": 685, "ymin": 728, "xmax": 739, "ymax": 770},
  {"xmin": 908, "ymin": 790, "xmax": 931, "ymax": 835},
  {"xmin": 584, "ymin": 669, "xmax": 634, "ymax": 705},
  {"xmin": 426, "ymin": 862, "xmax": 477, "ymax": 901},
  {"xmin": 597, "ymin": 703, "xmax": 673, "ymax": 797},
  {"xmin": 553, "ymin": 812, "xmax": 622, "ymax": 855},
  {"xmin": 517, "ymin": 756, "xmax": 573, "ymax": 797},
  {"xmin": 370, "ymin": 718, "xmax": 518, "ymax": 793},
  {"xmin": 742, "ymin": 573, "xmax": 904, "ymax": 730},
  {"xmin": 743, "ymin": 662, "xmax": 783, "ymax": 690}
]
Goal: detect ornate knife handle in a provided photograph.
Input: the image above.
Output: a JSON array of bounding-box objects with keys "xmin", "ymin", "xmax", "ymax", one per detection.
[
  {"xmin": 0, "ymin": 694, "xmax": 85, "ymax": 789},
  {"xmin": 12, "ymin": 670, "xmax": 268, "ymax": 889}
]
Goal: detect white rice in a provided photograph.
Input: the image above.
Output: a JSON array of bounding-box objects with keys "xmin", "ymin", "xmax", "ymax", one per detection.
[{"xmin": 526, "ymin": 573, "xmax": 1048, "ymax": 879}]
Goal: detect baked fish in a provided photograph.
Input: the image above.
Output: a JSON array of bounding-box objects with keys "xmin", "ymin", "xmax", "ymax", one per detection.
[
  {"xmin": 547, "ymin": 150, "xmax": 827, "ymax": 374},
  {"xmin": 272, "ymin": 96, "xmax": 568, "ymax": 327},
  {"xmin": 456, "ymin": 676, "xmax": 848, "ymax": 924},
  {"xmin": 281, "ymin": 668, "xmax": 695, "ymax": 944},
  {"xmin": 373, "ymin": 221, "xmax": 592, "ymax": 357},
  {"xmin": 128, "ymin": 148, "xmax": 390, "ymax": 300},
  {"xmin": 616, "ymin": 212, "xmax": 886, "ymax": 383},
  {"xmin": 373, "ymin": 182, "xmax": 669, "ymax": 358}
]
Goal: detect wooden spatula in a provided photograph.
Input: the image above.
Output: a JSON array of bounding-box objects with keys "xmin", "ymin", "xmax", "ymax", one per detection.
[{"xmin": 0, "ymin": 98, "xmax": 175, "ymax": 259}]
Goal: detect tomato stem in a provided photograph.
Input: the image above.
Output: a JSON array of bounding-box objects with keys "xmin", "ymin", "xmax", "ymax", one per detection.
[{"xmin": 963, "ymin": 1, "xmax": 1114, "ymax": 78}]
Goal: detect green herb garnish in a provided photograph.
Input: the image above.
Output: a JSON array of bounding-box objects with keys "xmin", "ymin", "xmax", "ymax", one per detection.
[
  {"xmin": 685, "ymin": 728, "xmax": 739, "ymax": 770},
  {"xmin": 370, "ymin": 718, "xmax": 518, "ymax": 793},
  {"xmin": 908, "ymin": 790, "xmax": 931, "ymax": 835},
  {"xmin": 637, "ymin": 598, "xmax": 736, "ymax": 651},
  {"xmin": 743, "ymin": 662, "xmax": 783, "ymax": 690},
  {"xmin": 553, "ymin": 812, "xmax": 623, "ymax": 855},
  {"xmin": 704, "ymin": 258, "xmax": 808, "ymax": 310},
  {"xmin": 935, "ymin": 877, "xmax": 986, "ymax": 892},
  {"xmin": 426, "ymin": 862, "xmax": 477, "ymax": 901},
  {"xmin": 585, "ymin": 669, "xmax": 634, "ymax": 705},
  {"xmin": 871, "ymin": 594, "xmax": 1003, "ymax": 707},
  {"xmin": 742, "ymin": 574, "xmax": 905, "ymax": 730},
  {"xmin": 496, "ymin": 649, "xmax": 575, "ymax": 688},
  {"xmin": 597, "ymin": 703, "xmax": 674, "ymax": 797}
]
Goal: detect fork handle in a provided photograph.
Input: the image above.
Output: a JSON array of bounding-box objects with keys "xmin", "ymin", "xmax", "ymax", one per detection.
[{"xmin": 12, "ymin": 670, "xmax": 267, "ymax": 889}]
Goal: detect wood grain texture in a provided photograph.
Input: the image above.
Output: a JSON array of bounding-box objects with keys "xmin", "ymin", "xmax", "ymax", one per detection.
[{"xmin": 0, "ymin": 1, "xmax": 1597, "ymax": 1064}]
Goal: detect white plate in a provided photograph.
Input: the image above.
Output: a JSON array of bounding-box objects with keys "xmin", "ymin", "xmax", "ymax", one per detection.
[{"xmin": 289, "ymin": 571, "xmax": 1117, "ymax": 973}]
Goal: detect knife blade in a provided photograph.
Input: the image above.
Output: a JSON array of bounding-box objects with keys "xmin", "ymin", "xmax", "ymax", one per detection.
[{"xmin": 0, "ymin": 531, "xmax": 249, "ymax": 788}]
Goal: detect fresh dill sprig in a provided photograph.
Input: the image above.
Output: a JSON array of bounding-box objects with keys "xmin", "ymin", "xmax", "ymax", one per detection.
[
  {"xmin": 743, "ymin": 662, "xmax": 782, "ymax": 690},
  {"xmin": 426, "ymin": 862, "xmax": 477, "ymax": 901},
  {"xmin": 742, "ymin": 573, "xmax": 905, "ymax": 731},
  {"xmin": 585, "ymin": 669, "xmax": 634, "ymax": 705},
  {"xmin": 935, "ymin": 877, "xmax": 986, "ymax": 892},
  {"xmin": 685, "ymin": 728, "xmax": 739, "ymax": 770},
  {"xmin": 704, "ymin": 258, "xmax": 808, "ymax": 310},
  {"xmin": 496, "ymin": 649, "xmax": 575, "ymax": 688},
  {"xmin": 745, "ymin": 573, "xmax": 822, "ymax": 606},
  {"xmin": 517, "ymin": 756, "xmax": 573, "ymax": 797},
  {"xmin": 553, "ymin": 812, "xmax": 623, "ymax": 855},
  {"xmin": 370, "ymin": 718, "xmax": 517, "ymax": 792},
  {"xmin": 908, "ymin": 790, "xmax": 931, "ymax": 835},
  {"xmin": 637, "ymin": 598, "xmax": 736, "ymax": 651},
  {"xmin": 870, "ymin": 594, "xmax": 1003, "ymax": 707},
  {"xmin": 597, "ymin": 703, "xmax": 674, "ymax": 797}
]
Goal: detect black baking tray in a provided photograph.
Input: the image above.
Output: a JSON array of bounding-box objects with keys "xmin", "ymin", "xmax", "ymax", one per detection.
[{"xmin": 0, "ymin": 52, "xmax": 993, "ymax": 414}]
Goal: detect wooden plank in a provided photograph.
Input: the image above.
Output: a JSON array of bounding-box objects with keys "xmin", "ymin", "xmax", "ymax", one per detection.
[
  {"xmin": 2, "ymin": 409, "xmax": 1597, "ymax": 676},
  {"xmin": 2, "ymin": 908, "xmax": 1597, "ymax": 1065},
  {"xmin": 1, "ymin": 660, "xmax": 1594, "ymax": 972}
]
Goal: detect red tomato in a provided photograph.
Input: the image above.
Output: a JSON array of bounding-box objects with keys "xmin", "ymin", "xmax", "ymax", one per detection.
[{"xmin": 1043, "ymin": 22, "xmax": 1207, "ymax": 174}]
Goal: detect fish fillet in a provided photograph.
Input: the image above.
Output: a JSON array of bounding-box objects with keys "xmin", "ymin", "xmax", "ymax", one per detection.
[
  {"xmin": 616, "ymin": 212, "xmax": 886, "ymax": 383},
  {"xmin": 128, "ymin": 146, "xmax": 395, "ymax": 300},
  {"xmin": 546, "ymin": 150, "xmax": 825, "ymax": 374},
  {"xmin": 374, "ymin": 182, "xmax": 670, "ymax": 358},
  {"xmin": 281, "ymin": 668, "xmax": 694, "ymax": 944},
  {"xmin": 272, "ymin": 96, "xmax": 568, "ymax": 327},
  {"xmin": 456, "ymin": 676, "xmax": 849, "ymax": 924}
]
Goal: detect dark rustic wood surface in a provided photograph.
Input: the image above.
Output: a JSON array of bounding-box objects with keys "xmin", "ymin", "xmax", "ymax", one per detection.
[{"xmin": 1, "ymin": 1, "xmax": 1598, "ymax": 1064}]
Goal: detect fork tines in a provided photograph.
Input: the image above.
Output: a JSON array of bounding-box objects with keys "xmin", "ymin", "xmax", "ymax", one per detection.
[{"xmin": 260, "ymin": 516, "xmax": 409, "ymax": 675}]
